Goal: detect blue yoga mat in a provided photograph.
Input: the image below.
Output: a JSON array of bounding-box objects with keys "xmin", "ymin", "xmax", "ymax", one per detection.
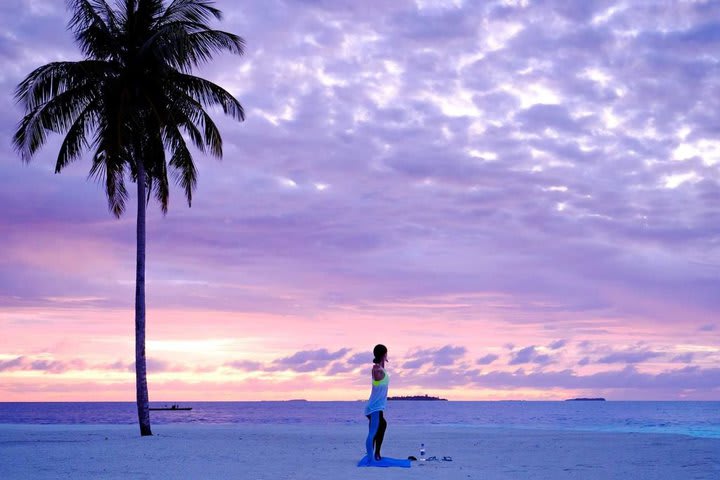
[{"xmin": 357, "ymin": 455, "xmax": 412, "ymax": 468}]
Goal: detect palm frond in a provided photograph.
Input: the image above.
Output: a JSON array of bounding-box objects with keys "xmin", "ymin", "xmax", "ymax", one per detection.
[
  {"xmin": 107, "ymin": 161, "xmax": 129, "ymax": 218},
  {"xmin": 136, "ymin": 0, "xmax": 165, "ymax": 31},
  {"xmin": 56, "ymin": 100, "xmax": 100, "ymax": 172},
  {"xmin": 152, "ymin": 151, "xmax": 170, "ymax": 213},
  {"xmin": 37, "ymin": 83, "xmax": 98, "ymax": 132},
  {"xmin": 14, "ymin": 82, "xmax": 99, "ymax": 161},
  {"xmin": 143, "ymin": 23, "xmax": 244, "ymax": 72},
  {"xmin": 13, "ymin": 113, "xmax": 49, "ymax": 163},
  {"xmin": 165, "ymin": 103, "xmax": 206, "ymax": 153},
  {"xmin": 140, "ymin": 128, "xmax": 170, "ymax": 213},
  {"xmin": 14, "ymin": 60, "xmax": 111, "ymax": 111},
  {"xmin": 197, "ymin": 107, "xmax": 222, "ymax": 157},
  {"xmin": 161, "ymin": 89, "xmax": 225, "ymax": 156},
  {"xmin": 171, "ymin": 72, "xmax": 244, "ymax": 121},
  {"xmin": 68, "ymin": 0, "xmax": 119, "ymax": 59},
  {"xmin": 171, "ymin": 28, "xmax": 245, "ymax": 68},
  {"xmin": 90, "ymin": 148, "xmax": 129, "ymax": 217},
  {"xmin": 93, "ymin": 0, "xmax": 119, "ymax": 30},
  {"xmin": 165, "ymin": 125, "xmax": 197, "ymax": 206},
  {"xmin": 156, "ymin": 0, "xmax": 222, "ymax": 28},
  {"xmin": 89, "ymin": 106, "xmax": 131, "ymax": 188}
]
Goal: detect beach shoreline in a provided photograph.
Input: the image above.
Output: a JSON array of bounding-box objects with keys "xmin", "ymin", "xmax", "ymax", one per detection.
[{"xmin": 1, "ymin": 423, "xmax": 718, "ymax": 479}]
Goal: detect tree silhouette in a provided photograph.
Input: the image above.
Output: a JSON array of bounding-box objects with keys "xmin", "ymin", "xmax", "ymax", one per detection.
[{"xmin": 13, "ymin": 0, "xmax": 245, "ymax": 435}]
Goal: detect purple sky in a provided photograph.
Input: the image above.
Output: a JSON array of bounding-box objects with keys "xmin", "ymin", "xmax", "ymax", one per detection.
[{"xmin": 0, "ymin": 0, "xmax": 719, "ymax": 401}]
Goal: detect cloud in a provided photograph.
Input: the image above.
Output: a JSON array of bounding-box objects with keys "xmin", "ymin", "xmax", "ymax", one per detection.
[
  {"xmin": 402, "ymin": 345, "xmax": 466, "ymax": 370},
  {"xmin": 1, "ymin": 0, "xmax": 718, "ymax": 324},
  {"xmin": 225, "ymin": 360, "xmax": 262, "ymax": 371},
  {"xmin": 325, "ymin": 361, "xmax": 357, "ymax": 375},
  {"xmin": 272, "ymin": 348, "xmax": 350, "ymax": 372},
  {"xmin": 129, "ymin": 358, "xmax": 186, "ymax": 373},
  {"xmin": 472, "ymin": 366, "xmax": 720, "ymax": 392},
  {"xmin": 596, "ymin": 350, "xmax": 664, "ymax": 364},
  {"xmin": 670, "ymin": 353, "xmax": 694, "ymax": 364},
  {"xmin": 104, "ymin": 361, "xmax": 130, "ymax": 371},
  {"xmin": 508, "ymin": 346, "xmax": 553, "ymax": 366},
  {"xmin": 0, "ymin": 356, "xmax": 86, "ymax": 374},
  {"xmin": 548, "ymin": 339, "xmax": 567, "ymax": 350},
  {"xmin": 347, "ymin": 352, "xmax": 369, "ymax": 365},
  {"xmin": 476, "ymin": 354, "xmax": 499, "ymax": 365},
  {"xmin": 29, "ymin": 359, "xmax": 82, "ymax": 373},
  {"xmin": 698, "ymin": 324, "xmax": 716, "ymax": 332},
  {"xmin": 0, "ymin": 357, "xmax": 25, "ymax": 371},
  {"xmin": 389, "ymin": 361, "xmax": 720, "ymax": 398}
]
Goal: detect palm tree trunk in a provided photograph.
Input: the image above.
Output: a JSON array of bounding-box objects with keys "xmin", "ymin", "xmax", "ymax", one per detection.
[{"xmin": 135, "ymin": 158, "xmax": 152, "ymax": 436}]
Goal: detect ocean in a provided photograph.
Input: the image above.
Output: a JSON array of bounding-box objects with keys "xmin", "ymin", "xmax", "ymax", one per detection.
[{"xmin": 0, "ymin": 401, "xmax": 718, "ymax": 439}]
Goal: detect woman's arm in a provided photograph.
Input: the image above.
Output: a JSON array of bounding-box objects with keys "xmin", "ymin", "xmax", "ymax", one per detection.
[{"xmin": 372, "ymin": 364, "xmax": 385, "ymax": 381}]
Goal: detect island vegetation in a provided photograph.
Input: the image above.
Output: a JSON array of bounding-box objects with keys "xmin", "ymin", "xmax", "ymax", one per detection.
[{"xmin": 388, "ymin": 394, "xmax": 448, "ymax": 401}]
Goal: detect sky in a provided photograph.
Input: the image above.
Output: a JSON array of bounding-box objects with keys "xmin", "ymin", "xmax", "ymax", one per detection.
[{"xmin": 0, "ymin": 0, "xmax": 719, "ymax": 402}]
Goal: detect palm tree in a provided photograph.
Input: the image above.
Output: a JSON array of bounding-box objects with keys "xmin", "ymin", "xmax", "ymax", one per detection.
[{"xmin": 13, "ymin": 0, "xmax": 245, "ymax": 436}]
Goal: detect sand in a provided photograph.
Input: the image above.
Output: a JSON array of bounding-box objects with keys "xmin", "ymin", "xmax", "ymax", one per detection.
[{"xmin": 1, "ymin": 423, "xmax": 718, "ymax": 479}]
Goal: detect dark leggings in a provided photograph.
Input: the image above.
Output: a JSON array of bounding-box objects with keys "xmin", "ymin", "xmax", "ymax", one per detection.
[{"xmin": 366, "ymin": 411, "xmax": 387, "ymax": 460}]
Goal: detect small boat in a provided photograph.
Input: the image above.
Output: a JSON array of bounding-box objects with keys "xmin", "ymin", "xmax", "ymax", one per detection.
[{"xmin": 149, "ymin": 404, "xmax": 192, "ymax": 411}]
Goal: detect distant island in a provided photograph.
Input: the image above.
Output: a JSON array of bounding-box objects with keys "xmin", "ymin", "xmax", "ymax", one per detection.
[
  {"xmin": 565, "ymin": 397, "xmax": 606, "ymax": 401},
  {"xmin": 388, "ymin": 394, "xmax": 448, "ymax": 401}
]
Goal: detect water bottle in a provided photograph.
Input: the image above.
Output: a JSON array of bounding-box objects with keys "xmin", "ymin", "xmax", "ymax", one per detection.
[{"xmin": 420, "ymin": 443, "xmax": 426, "ymax": 461}]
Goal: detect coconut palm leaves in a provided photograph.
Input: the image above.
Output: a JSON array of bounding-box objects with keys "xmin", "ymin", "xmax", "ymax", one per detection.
[{"xmin": 14, "ymin": 0, "xmax": 244, "ymax": 215}]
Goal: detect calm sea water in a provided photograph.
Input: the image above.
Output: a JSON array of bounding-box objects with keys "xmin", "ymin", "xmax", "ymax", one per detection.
[{"xmin": 0, "ymin": 401, "xmax": 718, "ymax": 439}]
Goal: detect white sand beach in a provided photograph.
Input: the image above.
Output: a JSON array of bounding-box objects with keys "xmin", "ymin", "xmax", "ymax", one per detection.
[{"xmin": 1, "ymin": 423, "xmax": 718, "ymax": 479}]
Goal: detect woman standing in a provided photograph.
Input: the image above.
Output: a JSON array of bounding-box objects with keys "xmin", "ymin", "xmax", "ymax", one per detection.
[{"xmin": 364, "ymin": 344, "xmax": 389, "ymax": 462}]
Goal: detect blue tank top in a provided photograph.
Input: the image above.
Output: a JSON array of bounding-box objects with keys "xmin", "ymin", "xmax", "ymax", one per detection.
[{"xmin": 364, "ymin": 368, "xmax": 389, "ymax": 415}]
